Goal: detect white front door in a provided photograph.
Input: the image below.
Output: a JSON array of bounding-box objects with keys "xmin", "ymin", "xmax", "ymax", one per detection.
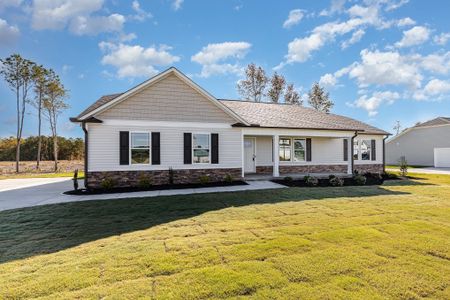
[{"xmin": 244, "ymin": 137, "xmax": 256, "ymax": 173}]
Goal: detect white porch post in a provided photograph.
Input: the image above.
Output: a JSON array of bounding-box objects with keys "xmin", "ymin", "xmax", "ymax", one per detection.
[
  {"xmin": 347, "ymin": 138, "xmax": 352, "ymax": 174},
  {"xmin": 241, "ymin": 132, "xmax": 245, "ymax": 178},
  {"xmin": 273, "ymin": 134, "xmax": 279, "ymax": 177}
]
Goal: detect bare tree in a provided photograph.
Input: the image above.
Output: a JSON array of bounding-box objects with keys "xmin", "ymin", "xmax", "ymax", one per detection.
[
  {"xmin": 393, "ymin": 120, "xmax": 401, "ymax": 135},
  {"xmin": 284, "ymin": 83, "xmax": 302, "ymax": 105},
  {"xmin": 31, "ymin": 64, "xmax": 50, "ymax": 170},
  {"xmin": 267, "ymin": 72, "xmax": 286, "ymax": 103},
  {"xmin": 307, "ymin": 82, "xmax": 334, "ymax": 113},
  {"xmin": 237, "ymin": 63, "xmax": 268, "ymax": 102},
  {"xmin": 0, "ymin": 54, "xmax": 36, "ymax": 172},
  {"xmin": 43, "ymin": 71, "xmax": 69, "ymax": 172}
]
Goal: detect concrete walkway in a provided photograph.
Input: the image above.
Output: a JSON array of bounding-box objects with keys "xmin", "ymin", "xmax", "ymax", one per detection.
[
  {"xmin": 386, "ymin": 167, "xmax": 450, "ymax": 175},
  {"xmin": 0, "ymin": 178, "xmax": 286, "ymax": 212}
]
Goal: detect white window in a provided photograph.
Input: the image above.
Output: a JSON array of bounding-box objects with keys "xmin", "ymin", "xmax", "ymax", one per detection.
[
  {"xmin": 353, "ymin": 140, "xmax": 359, "ymax": 160},
  {"xmin": 279, "ymin": 138, "xmax": 291, "ymax": 161},
  {"xmin": 193, "ymin": 133, "xmax": 210, "ymax": 164},
  {"xmin": 130, "ymin": 132, "xmax": 150, "ymax": 164},
  {"xmin": 361, "ymin": 140, "xmax": 371, "ymax": 161},
  {"xmin": 293, "ymin": 139, "xmax": 306, "ymax": 162}
]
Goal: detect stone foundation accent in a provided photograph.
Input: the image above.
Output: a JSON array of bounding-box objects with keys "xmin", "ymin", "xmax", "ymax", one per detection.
[
  {"xmin": 256, "ymin": 166, "xmax": 273, "ymax": 174},
  {"xmin": 87, "ymin": 168, "xmax": 242, "ymax": 189},
  {"xmin": 279, "ymin": 164, "xmax": 348, "ymax": 174},
  {"xmin": 354, "ymin": 164, "xmax": 384, "ymax": 173}
]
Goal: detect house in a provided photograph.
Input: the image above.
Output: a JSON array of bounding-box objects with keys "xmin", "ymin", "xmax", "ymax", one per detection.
[
  {"xmin": 71, "ymin": 67, "xmax": 389, "ymax": 189},
  {"xmin": 386, "ymin": 117, "xmax": 450, "ymax": 167}
]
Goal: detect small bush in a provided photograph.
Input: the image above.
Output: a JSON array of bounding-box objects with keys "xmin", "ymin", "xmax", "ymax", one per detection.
[
  {"xmin": 353, "ymin": 174, "xmax": 367, "ymax": 186},
  {"xmin": 199, "ymin": 175, "xmax": 210, "ymax": 184},
  {"xmin": 100, "ymin": 177, "xmax": 116, "ymax": 190},
  {"xmin": 304, "ymin": 175, "xmax": 319, "ymax": 187},
  {"xmin": 224, "ymin": 174, "xmax": 233, "ymax": 183},
  {"xmin": 138, "ymin": 174, "xmax": 152, "ymax": 189},
  {"xmin": 284, "ymin": 176, "xmax": 293, "ymax": 182},
  {"xmin": 329, "ymin": 175, "xmax": 344, "ymax": 187},
  {"xmin": 399, "ymin": 156, "xmax": 408, "ymax": 176}
]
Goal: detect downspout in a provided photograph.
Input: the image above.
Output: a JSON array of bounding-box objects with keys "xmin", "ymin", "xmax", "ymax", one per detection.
[
  {"xmin": 82, "ymin": 122, "xmax": 89, "ymax": 190},
  {"xmin": 383, "ymin": 135, "xmax": 389, "ymax": 173},
  {"xmin": 350, "ymin": 131, "xmax": 358, "ymax": 174}
]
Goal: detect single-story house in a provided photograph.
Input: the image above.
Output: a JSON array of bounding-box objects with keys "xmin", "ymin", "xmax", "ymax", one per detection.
[
  {"xmin": 71, "ymin": 67, "xmax": 389, "ymax": 189},
  {"xmin": 386, "ymin": 117, "xmax": 450, "ymax": 167}
]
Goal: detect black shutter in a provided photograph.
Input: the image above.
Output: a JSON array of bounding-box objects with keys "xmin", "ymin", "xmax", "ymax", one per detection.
[
  {"xmin": 184, "ymin": 133, "xmax": 192, "ymax": 164},
  {"xmin": 371, "ymin": 139, "xmax": 376, "ymax": 161},
  {"xmin": 119, "ymin": 131, "xmax": 129, "ymax": 165},
  {"xmin": 343, "ymin": 139, "xmax": 348, "ymax": 161},
  {"xmin": 306, "ymin": 138, "xmax": 312, "ymax": 161},
  {"xmin": 151, "ymin": 132, "xmax": 160, "ymax": 165},
  {"xmin": 211, "ymin": 133, "xmax": 219, "ymax": 164}
]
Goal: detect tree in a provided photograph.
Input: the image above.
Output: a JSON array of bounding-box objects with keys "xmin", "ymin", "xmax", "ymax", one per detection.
[
  {"xmin": 393, "ymin": 120, "xmax": 401, "ymax": 135},
  {"xmin": 237, "ymin": 63, "xmax": 268, "ymax": 102},
  {"xmin": 267, "ymin": 72, "xmax": 286, "ymax": 103},
  {"xmin": 284, "ymin": 83, "xmax": 302, "ymax": 105},
  {"xmin": 0, "ymin": 54, "xmax": 36, "ymax": 172},
  {"xmin": 31, "ymin": 64, "xmax": 50, "ymax": 170},
  {"xmin": 42, "ymin": 72, "xmax": 69, "ymax": 172},
  {"xmin": 307, "ymin": 82, "xmax": 334, "ymax": 113}
]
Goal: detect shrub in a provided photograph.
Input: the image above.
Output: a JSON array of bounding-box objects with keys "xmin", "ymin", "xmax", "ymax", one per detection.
[
  {"xmin": 100, "ymin": 177, "xmax": 116, "ymax": 190},
  {"xmin": 72, "ymin": 169, "xmax": 79, "ymax": 191},
  {"xmin": 199, "ymin": 175, "xmax": 210, "ymax": 184},
  {"xmin": 284, "ymin": 176, "xmax": 293, "ymax": 182},
  {"xmin": 399, "ymin": 156, "xmax": 408, "ymax": 176},
  {"xmin": 304, "ymin": 175, "xmax": 319, "ymax": 187},
  {"xmin": 224, "ymin": 174, "xmax": 233, "ymax": 183},
  {"xmin": 138, "ymin": 174, "xmax": 152, "ymax": 189},
  {"xmin": 353, "ymin": 174, "xmax": 367, "ymax": 186},
  {"xmin": 329, "ymin": 175, "xmax": 344, "ymax": 187}
]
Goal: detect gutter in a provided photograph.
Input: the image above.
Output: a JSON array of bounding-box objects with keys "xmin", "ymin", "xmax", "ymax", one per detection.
[
  {"xmin": 350, "ymin": 131, "xmax": 358, "ymax": 174},
  {"xmin": 382, "ymin": 135, "xmax": 390, "ymax": 173},
  {"xmin": 82, "ymin": 122, "xmax": 89, "ymax": 190}
]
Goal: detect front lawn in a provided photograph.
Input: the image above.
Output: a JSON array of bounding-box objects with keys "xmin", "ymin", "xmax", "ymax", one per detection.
[{"xmin": 0, "ymin": 174, "xmax": 449, "ymax": 299}]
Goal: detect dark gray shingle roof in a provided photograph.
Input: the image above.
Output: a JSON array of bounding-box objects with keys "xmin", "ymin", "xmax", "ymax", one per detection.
[{"xmin": 76, "ymin": 93, "xmax": 123, "ymax": 119}]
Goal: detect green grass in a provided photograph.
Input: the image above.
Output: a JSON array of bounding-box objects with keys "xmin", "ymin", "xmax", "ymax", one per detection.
[
  {"xmin": 0, "ymin": 171, "xmax": 84, "ymax": 180},
  {"xmin": 0, "ymin": 174, "xmax": 449, "ymax": 299},
  {"xmin": 386, "ymin": 165, "xmax": 428, "ymax": 169}
]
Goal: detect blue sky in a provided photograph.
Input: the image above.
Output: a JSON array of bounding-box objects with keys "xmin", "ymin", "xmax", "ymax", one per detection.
[{"xmin": 1, "ymin": 0, "xmax": 449, "ymax": 138}]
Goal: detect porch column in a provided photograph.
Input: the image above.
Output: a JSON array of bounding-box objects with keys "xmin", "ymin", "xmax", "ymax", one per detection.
[
  {"xmin": 273, "ymin": 134, "xmax": 279, "ymax": 177},
  {"xmin": 347, "ymin": 138, "xmax": 352, "ymax": 175}
]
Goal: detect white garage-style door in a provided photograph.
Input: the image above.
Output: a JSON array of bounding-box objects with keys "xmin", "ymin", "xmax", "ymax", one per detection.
[{"xmin": 434, "ymin": 148, "xmax": 450, "ymax": 167}]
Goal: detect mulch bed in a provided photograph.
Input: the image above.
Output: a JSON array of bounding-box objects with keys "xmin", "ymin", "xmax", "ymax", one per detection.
[
  {"xmin": 272, "ymin": 175, "xmax": 386, "ymax": 188},
  {"xmin": 64, "ymin": 180, "xmax": 248, "ymax": 195}
]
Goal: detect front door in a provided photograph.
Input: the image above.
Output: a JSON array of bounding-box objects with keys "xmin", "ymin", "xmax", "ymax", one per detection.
[{"xmin": 244, "ymin": 137, "xmax": 256, "ymax": 173}]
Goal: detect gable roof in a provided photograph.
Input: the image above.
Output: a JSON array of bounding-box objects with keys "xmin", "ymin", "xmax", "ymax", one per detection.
[
  {"xmin": 74, "ymin": 67, "xmax": 248, "ymax": 125},
  {"xmin": 413, "ymin": 117, "xmax": 450, "ymax": 128},
  {"xmin": 220, "ymin": 100, "xmax": 389, "ymax": 135}
]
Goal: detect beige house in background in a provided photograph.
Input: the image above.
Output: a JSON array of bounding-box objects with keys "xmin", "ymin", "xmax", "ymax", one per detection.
[
  {"xmin": 71, "ymin": 67, "xmax": 389, "ymax": 189},
  {"xmin": 386, "ymin": 117, "xmax": 450, "ymax": 167}
]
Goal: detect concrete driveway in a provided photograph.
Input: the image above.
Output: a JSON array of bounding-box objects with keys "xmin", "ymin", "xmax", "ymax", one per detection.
[
  {"xmin": 0, "ymin": 177, "xmax": 285, "ymax": 212},
  {"xmin": 386, "ymin": 167, "xmax": 450, "ymax": 174}
]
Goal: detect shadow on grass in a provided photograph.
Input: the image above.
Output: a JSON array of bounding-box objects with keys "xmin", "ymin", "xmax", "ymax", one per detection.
[{"xmin": 0, "ymin": 185, "xmax": 409, "ymax": 264}]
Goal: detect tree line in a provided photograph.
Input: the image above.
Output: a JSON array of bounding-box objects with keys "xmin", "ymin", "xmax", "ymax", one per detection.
[
  {"xmin": 0, "ymin": 54, "xmax": 69, "ymax": 172},
  {"xmin": 236, "ymin": 63, "xmax": 334, "ymax": 113},
  {"xmin": 0, "ymin": 136, "xmax": 83, "ymax": 161}
]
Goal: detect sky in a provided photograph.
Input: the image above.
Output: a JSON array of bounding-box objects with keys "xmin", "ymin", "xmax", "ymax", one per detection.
[{"xmin": 0, "ymin": 0, "xmax": 450, "ymax": 138}]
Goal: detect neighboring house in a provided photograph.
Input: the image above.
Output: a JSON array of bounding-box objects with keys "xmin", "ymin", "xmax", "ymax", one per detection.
[
  {"xmin": 386, "ymin": 117, "xmax": 450, "ymax": 167},
  {"xmin": 71, "ymin": 67, "xmax": 389, "ymax": 189}
]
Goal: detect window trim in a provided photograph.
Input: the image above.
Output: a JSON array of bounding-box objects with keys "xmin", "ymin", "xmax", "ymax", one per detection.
[
  {"xmin": 279, "ymin": 137, "xmax": 308, "ymax": 163},
  {"xmin": 360, "ymin": 139, "xmax": 371, "ymax": 161},
  {"xmin": 279, "ymin": 137, "xmax": 292, "ymax": 162},
  {"xmin": 192, "ymin": 132, "xmax": 211, "ymax": 164},
  {"xmin": 353, "ymin": 139, "xmax": 372, "ymax": 161},
  {"xmin": 353, "ymin": 139, "xmax": 359, "ymax": 161},
  {"xmin": 129, "ymin": 131, "xmax": 151, "ymax": 165},
  {"xmin": 293, "ymin": 138, "xmax": 307, "ymax": 162}
]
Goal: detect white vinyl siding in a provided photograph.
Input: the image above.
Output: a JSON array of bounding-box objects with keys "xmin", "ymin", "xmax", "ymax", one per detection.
[{"xmin": 87, "ymin": 123, "xmax": 241, "ymax": 171}]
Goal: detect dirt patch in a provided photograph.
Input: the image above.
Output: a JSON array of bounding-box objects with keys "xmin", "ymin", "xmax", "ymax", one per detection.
[{"xmin": 0, "ymin": 160, "xmax": 83, "ymax": 175}]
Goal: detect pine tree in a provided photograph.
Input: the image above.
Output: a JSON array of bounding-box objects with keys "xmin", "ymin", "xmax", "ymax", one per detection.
[{"xmin": 307, "ymin": 82, "xmax": 334, "ymax": 113}]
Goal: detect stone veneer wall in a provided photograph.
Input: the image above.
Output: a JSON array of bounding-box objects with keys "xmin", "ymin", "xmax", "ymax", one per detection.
[
  {"xmin": 354, "ymin": 164, "xmax": 384, "ymax": 173},
  {"xmin": 279, "ymin": 164, "xmax": 348, "ymax": 174},
  {"xmin": 87, "ymin": 168, "xmax": 242, "ymax": 189},
  {"xmin": 255, "ymin": 166, "xmax": 273, "ymax": 174}
]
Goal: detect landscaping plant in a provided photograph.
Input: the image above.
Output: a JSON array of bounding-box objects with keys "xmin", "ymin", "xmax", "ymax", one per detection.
[{"xmin": 304, "ymin": 175, "xmax": 319, "ymax": 186}]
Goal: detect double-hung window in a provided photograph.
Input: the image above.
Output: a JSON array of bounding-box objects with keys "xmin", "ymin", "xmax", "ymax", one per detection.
[
  {"xmin": 279, "ymin": 138, "xmax": 291, "ymax": 161},
  {"xmin": 293, "ymin": 139, "xmax": 306, "ymax": 161},
  {"xmin": 130, "ymin": 132, "xmax": 150, "ymax": 164},
  {"xmin": 360, "ymin": 140, "xmax": 371, "ymax": 160},
  {"xmin": 193, "ymin": 133, "xmax": 210, "ymax": 163},
  {"xmin": 353, "ymin": 140, "xmax": 359, "ymax": 160},
  {"xmin": 279, "ymin": 138, "xmax": 307, "ymax": 162}
]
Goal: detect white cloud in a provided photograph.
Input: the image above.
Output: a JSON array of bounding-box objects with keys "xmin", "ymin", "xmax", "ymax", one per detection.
[
  {"xmin": 319, "ymin": 73, "xmax": 337, "ymax": 88},
  {"xmin": 100, "ymin": 43, "xmax": 180, "ymax": 78},
  {"xmin": 395, "ymin": 26, "xmax": 430, "ymax": 48},
  {"xmin": 130, "ymin": 0, "xmax": 152, "ymax": 22},
  {"xmin": 283, "ymin": 9, "xmax": 304, "ymax": 29},
  {"xmin": 191, "ymin": 42, "xmax": 251, "ymax": 77},
  {"xmin": 320, "ymin": 0, "xmax": 346, "ymax": 16},
  {"xmin": 0, "ymin": 0, "xmax": 22, "ymax": 11},
  {"xmin": 341, "ymin": 29, "xmax": 365, "ymax": 49},
  {"xmin": 413, "ymin": 79, "xmax": 450, "ymax": 100},
  {"xmin": 418, "ymin": 52, "xmax": 450, "ymax": 74},
  {"xmin": 31, "ymin": 0, "xmax": 124, "ymax": 35},
  {"xmin": 172, "ymin": 0, "xmax": 183, "ymax": 11},
  {"xmin": 433, "ymin": 32, "xmax": 450, "ymax": 45},
  {"xmin": 384, "ymin": 0, "xmax": 410, "ymax": 11},
  {"xmin": 397, "ymin": 17, "xmax": 415, "ymax": 27},
  {"xmin": 0, "ymin": 18, "xmax": 20, "ymax": 45},
  {"xmin": 351, "ymin": 91, "xmax": 400, "ymax": 116}
]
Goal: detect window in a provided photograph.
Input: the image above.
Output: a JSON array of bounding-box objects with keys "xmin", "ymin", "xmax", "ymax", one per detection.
[
  {"xmin": 193, "ymin": 133, "xmax": 210, "ymax": 163},
  {"xmin": 353, "ymin": 140, "xmax": 359, "ymax": 160},
  {"xmin": 293, "ymin": 139, "xmax": 306, "ymax": 162},
  {"xmin": 361, "ymin": 140, "xmax": 371, "ymax": 160},
  {"xmin": 279, "ymin": 138, "xmax": 291, "ymax": 161},
  {"xmin": 131, "ymin": 132, "xmax": 150, "ymax": 164}
]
